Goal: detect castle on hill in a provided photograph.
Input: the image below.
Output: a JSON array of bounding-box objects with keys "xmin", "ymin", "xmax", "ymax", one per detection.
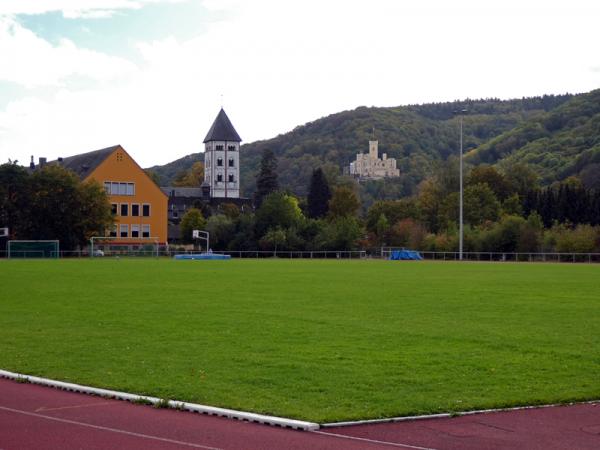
[{"xmin": 349, "ymin": 140, "xmax": 400, "ymax": 180}]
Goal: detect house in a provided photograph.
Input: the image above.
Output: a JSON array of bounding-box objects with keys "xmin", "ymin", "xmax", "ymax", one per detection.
[{"xmin": 39, "ymin": 145, "xmax": 168, "ymax": 244}]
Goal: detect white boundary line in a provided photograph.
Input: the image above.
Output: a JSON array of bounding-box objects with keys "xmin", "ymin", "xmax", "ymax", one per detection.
[
  {"xmin": 312, "ymin": 430, "xmax": 438, "ymax": 449},
  {"xmin": 0, "ymin": 405, "xmax": 221, "ymax": 450},
  {"xmin": 321, "ymin": 399, "xmax": 600, "ymax": 428},
  {"xmin": 0, "ymin": 369, "xmax": 319, "ymax": 431}
]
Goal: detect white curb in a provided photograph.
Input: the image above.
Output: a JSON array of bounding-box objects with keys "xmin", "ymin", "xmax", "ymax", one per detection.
[
  {"xmin": 321, "ymin": 399, "xmax": 600, "ymax": 428},
  {"xmin": 0, "ymin": 369, "xmax": 319, "ymax": 431}
]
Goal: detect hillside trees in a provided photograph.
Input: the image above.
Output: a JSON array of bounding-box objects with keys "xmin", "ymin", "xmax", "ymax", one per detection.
[{"xmin": 172, "ymin": 162, "xmax": 205, "ymax": 187}]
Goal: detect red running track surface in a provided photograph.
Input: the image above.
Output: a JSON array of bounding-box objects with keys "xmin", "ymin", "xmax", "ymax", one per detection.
[{"xmin": 1, "ymin": 377, "xmax": 599, "ymax": 449}]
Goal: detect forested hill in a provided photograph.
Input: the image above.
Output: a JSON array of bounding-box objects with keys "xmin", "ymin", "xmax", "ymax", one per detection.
[
  {"xmin": 148, "ymin": 91, "xmax": 599, "ymax": 198},
  {"xmin": 466, "ymin": 89, "xmax": 600, "ymax": 183}
]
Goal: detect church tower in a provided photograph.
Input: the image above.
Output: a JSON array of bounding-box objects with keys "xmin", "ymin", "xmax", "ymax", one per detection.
[{"xmin": 203, "ymin": 109, "xmax": 242, "ymax": 198}]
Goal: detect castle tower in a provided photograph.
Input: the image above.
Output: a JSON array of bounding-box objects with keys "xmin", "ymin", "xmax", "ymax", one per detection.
[
  {"xmin": 369, "ymin": 140, "xmax": 378, "ymax": 159},
  {"xmin": 203, "ymin": 108, "xmax": 242, "ymax": 198}
]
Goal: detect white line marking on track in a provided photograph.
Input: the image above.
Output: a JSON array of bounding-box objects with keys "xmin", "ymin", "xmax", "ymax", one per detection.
[
  {"xmin": 0, "ymin": 405, "xmax": 222, "ymax": 450},
  {"xmin": 35, "ymin": 401, "xmax": 113, "ymax": 412},
  {"xmin": 312, "ymin": 430, "xmax": 439, "ymax": 450}
]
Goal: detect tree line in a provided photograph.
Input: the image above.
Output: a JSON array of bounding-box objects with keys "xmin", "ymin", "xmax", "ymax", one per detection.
[
  {"xmin": 180, "ymin": 150, "xmax": 600, "ymax": 254},
  {"xmin": 0, "ymin": 163, "xmax": 113, "ymax": 251}
]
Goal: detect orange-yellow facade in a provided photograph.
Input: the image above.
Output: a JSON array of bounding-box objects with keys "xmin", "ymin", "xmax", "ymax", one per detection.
[{"xmin": 85, "ymin": 146, "xmax": 168, "ymax": 244}]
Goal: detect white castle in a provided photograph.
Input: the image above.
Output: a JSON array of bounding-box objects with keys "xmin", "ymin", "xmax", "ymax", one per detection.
[{"xmin": 349, "ymin": 140, "xmax": 400, "ymax": 179}]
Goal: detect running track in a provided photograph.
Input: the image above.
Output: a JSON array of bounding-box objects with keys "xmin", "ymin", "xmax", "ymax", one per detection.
[{"xmin": 1, "ymin": 377, "xmax": 599, "ymax": 449}]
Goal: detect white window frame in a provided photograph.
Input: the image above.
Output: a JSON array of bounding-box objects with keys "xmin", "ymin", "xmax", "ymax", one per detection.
[
  {"xmin": 120, "ymin": 224, "xmax": 128, "ymax": 238},
  {"xmin": 120, "ymin": 203, "xmax": 129, "ymax": 217},
  {"xmin": 142, "ymin": 224, "xmax": 150, "ymax": 238},
  {"xmin": 131, "ymin": 203, "xmax": 140, "ymax": 217},
  {"xmin": 142, "ymin": 203, "xmax": 151, "ymax": 217},
  {"xmin": 131, "ymin": 224, "xmax": 140, "ymax": 238}
]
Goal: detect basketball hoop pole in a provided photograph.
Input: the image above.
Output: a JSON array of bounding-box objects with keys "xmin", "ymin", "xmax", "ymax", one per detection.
[{"xmin": 192, "ymin": 230, "xmax": 210, "ymax": 253}]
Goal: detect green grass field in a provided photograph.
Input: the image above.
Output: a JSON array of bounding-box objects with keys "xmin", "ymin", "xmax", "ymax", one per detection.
[{"xmin": 1, "ymin": 259, "xmax": 599, "ymax": 422}]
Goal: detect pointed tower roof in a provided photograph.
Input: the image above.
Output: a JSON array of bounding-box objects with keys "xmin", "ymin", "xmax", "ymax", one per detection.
[{"xmin": 203, "ymin": 108, "xmax": 242, "ymax": 143}]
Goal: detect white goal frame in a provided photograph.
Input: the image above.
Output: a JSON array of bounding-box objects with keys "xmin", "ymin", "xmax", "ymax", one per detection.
[
  {"xmin": 7, "ymin": 240, "xmax": 60, "ymax": 258},
  {"xmin": 90, "ymin": 236, "xmax": 160, "ymax": 257}
]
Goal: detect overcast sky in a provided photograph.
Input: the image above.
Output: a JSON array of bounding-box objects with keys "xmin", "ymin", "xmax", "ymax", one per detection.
[{"xmin": 1, "ymin": 0, "xmax": 599, "ymax": 167}]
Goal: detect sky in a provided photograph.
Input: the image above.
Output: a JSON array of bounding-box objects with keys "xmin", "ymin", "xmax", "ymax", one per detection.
[{"xmin": 1, "ymin": 0, "xmax": 599, "ymax": 168}]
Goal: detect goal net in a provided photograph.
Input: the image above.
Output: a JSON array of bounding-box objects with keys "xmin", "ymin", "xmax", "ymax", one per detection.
[
  {"xmin": 8, "ymin": 240, "xmax": 60, "ymax": 258},
  {"xmin": 90, "ymin": 236, "xmax": 160, "ymax": 257}
]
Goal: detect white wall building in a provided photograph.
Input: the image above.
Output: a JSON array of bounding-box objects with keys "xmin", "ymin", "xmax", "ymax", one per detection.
[
  {"xmin": 203, "ymin": 109, "xmax": 242, "ymax": 198},
  {"xmin": 349, "ymin": 140, "xmax": 400, "ymax": 179}
]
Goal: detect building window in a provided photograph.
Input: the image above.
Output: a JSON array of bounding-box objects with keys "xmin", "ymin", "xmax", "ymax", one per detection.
[
  {"xmin": 131, "ymin": 204, "xmax": 139, "ymax": 216},
  {"xmin": 228, "ymin": 158, "xmax": 234, "ymax": 167},
  {"xmin": 217, "ymin": 158, "xmax": 223, "ymax": 166},
  {"xmin": 228, "ymin": 145, "xmax": 236, "ymax": 151},
  {"xmin": 106, "ymin": 181, "xmax": 135, "ymax": 196},
  {"xmin": 120, "ymin": 203, "xmax": 128, "ymax": 216},
  {"xmin": 216, "ymin": 145, "xmax": 224, "ymax": 150},
  {"xmin": 131, "ymin": 224, "xmax": 140, "ymax": 238},
  {"xmin": 217, "ymin": 174, "xmax": 223, "ymax": 182},
  {"xmin": 228, "ymin": 174, "xmax": 234, "ymax": 182},
  {"xmin": 142, "ymin": 224, "xmax": 150, "ymax": 238},
  {"xmin": 142, "ymin": 204, "xmax": 150, "ymax": 217},
  {"xmin": 120, "ymin": 224, "xmax": 128, "ymax": 238},
  {"xmin": 111, "ymin": 203, "xmax": 118, "ymax": 215},
  {"xmin": 109, "ymin": 225, "xmax": 117, "ymax": 237}
]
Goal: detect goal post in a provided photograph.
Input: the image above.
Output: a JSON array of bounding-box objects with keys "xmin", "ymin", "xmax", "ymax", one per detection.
[
  {"xmin": 7, "ymin": 240, "xmax": 60, "ymax": 258},
  {"xmin": 89, "ymin": 236, "xmax": 160, "ymax": 257}
]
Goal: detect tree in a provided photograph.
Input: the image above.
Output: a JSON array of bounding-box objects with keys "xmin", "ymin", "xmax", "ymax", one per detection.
[
  {"xmin": 172, "ymin": 162, "xmax": 204, "ymax": 187},
  {"xmin": 180, "ymin": 208, "xmax": 206, "ymax": 244},
  {"xmin": 254, "ymin": 149, "xmax": 278, "ymax": 207},
  {"xmin": 502, "ymin": 162, "xmax": 539, "ymax": 197},
  {"xmin": 365, "ymin": 199, "xmax": 420, "ymax": 233},
  {"xmin": 255, "ymin": 191, "xmax": 303, "ymax": 236},
  {"xmin": 306, "ymin": 168, "xmax": 331, "ymax": 218},
  {"xmin": 463, "ymin": 183, "xmax": 501, "ymax": 226},
  {"xmin": 259, "ymin": 227, "xmax": 287, "ymax": 252},
  {"xmin": 24, "ymin": 165, "xmax": 113, "ymax": 250},
  {"xmin": 328, "ymin": 186, "xmax": 360, "ymax": 219},
  {"xmin": 467, "ymin": 165, "xmax": 510, "ymax": 200},
  {"xmin": 315, "ymin": 216, "xmax": 362, "ymax": 250},
  {"xmin": 205, "ymin": 214, "xmax": 235, "ymax": 250},
  {"xmin": 0, "ymin": 163, "xmax": 30, "ymax": 238}
]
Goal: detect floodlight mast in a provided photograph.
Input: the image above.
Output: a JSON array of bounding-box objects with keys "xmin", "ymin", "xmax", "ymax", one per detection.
[{"xmin": 454, "ymin": 109, "xmax": 468, "ymax": 261}]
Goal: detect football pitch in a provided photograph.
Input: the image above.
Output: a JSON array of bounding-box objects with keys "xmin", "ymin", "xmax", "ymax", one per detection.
[{"xmin": 1, "ymin": 258, "xmax": 599, "ymax": 422}]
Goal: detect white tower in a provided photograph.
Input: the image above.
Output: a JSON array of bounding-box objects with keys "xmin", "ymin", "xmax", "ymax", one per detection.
[{"xmin": 203, "ymin": 109, "xmax": 242, "ymax": 198}]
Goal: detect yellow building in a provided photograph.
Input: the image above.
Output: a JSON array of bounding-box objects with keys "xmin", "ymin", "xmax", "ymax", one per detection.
[{"xmin": 54, "ymin": 145, "xmax": 168, "ymax": 244}]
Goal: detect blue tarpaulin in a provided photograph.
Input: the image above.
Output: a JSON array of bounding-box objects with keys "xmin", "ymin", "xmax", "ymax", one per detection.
[{"xmin": 389, "ymin": 249, "xmax": 423, "ymax": 260}]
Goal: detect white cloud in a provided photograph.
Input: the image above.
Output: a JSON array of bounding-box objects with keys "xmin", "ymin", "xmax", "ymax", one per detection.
[
  {"xmin": 0, "ymin": 0, "xmax": 184, "ymax": 19},
  {"xmin": 0, "ymin": 18, "xmax": 138, "ymax": 87},
  {"xmin": 1, "ymin": 0, "xmax": 600, "ymax": 169}
]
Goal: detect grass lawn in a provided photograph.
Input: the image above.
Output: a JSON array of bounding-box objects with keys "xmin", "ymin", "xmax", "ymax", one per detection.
[{"xmin": 0, "ymin": 258, "xmax": 599, "ymax": 422}]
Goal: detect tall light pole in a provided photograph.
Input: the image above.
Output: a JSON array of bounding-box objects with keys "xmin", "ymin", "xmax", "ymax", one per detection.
[{"xmin": 454, "ymin": 109, "xmax": 468, "ymax": 261}]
